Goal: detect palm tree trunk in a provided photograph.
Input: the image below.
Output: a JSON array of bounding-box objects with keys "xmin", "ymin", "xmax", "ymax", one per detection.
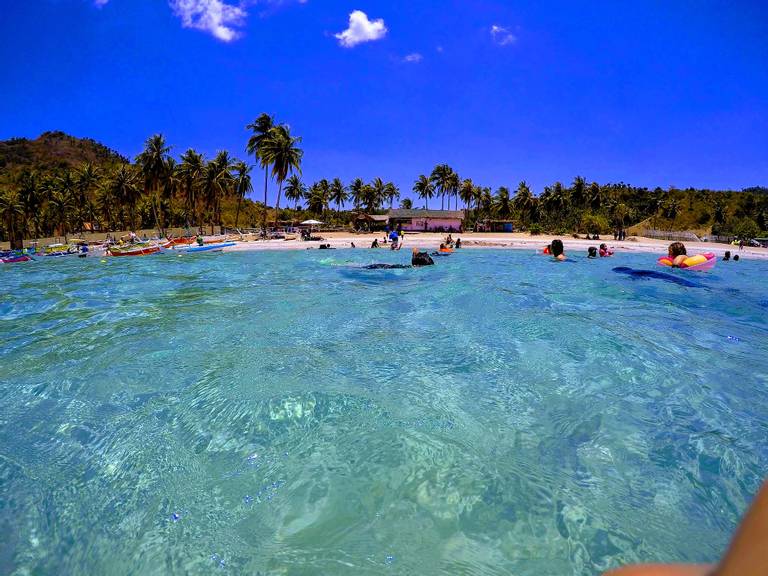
[
  {"xmin": 274, "ymin": 181, "xmax": 283, "ymax": 226},
  {"xmin": 234, "ymin": 196, "xmax": 242, "ymax": 230}
]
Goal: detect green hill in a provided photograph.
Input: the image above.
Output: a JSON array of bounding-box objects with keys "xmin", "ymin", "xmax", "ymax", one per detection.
[{"xmin": 0, "ymin": 131, "xmax": 127, "ymax": 172}]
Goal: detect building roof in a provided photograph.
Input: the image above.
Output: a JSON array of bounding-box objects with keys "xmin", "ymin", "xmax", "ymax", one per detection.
[
  {"xmin": 387, "ymin": 209, "xmax": 465, "ymax": 219},
  {"xmin": 355, "ymin": 214, "xmax": 389, "ymax": 221}
]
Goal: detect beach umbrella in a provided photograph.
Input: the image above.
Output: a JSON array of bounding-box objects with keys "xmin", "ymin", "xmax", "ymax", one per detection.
[{"xmin": 300, "ymin": 219, "xmax": 324, "ymax": 225}]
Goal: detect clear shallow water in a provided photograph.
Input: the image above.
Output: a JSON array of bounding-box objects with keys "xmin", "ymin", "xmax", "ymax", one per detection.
[{"xmin": 1, "ymin": 249, "xmax": 767, "ymax": 575}]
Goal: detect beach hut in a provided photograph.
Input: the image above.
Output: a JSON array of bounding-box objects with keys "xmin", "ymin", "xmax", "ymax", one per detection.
[
  {"xmin": 387, "ymin": 209, "xmax": 465, "ymax": 232},
  {"xmin": 353, "ymin": 213, "xmax": 389, "ymax": 232}
]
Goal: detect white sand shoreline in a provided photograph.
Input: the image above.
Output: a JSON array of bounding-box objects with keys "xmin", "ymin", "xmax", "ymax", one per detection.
[{"xmin": 223, "ymin": 232, "xmax": 768, "ymax": 260}]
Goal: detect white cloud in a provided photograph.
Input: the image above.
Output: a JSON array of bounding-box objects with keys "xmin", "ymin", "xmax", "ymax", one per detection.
[
  {"xmin": 93, "ymin": 0, "xmax": 109, "ymax": 6},
  {"xmin": 403, "ymin": 52, "xmax": 422, "ymax": 63},
  {"xmin": 169, "ymin": 0, "xmax": 247, "ymax": 42},
  {"xmin": 334, "ymin": 10, "xmax": 387, "ymax": 48},
  {"xmin": 490, "ymin": 24, "xmax": 516, "ymax": 46}
]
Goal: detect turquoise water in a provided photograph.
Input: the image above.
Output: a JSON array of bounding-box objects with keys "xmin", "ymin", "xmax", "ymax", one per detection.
[{"xmin": 1, "ymin": 249, "xmax": 767, "ymax": 575}]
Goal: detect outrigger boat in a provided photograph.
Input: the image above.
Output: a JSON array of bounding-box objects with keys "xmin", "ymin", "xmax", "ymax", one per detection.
[
  {"xmin": 181, "ymin": 242, "xmax": 236, "ymax": 253},
  {"xmin": 162, "ymin": 236, "xmax": 196, "ymax": 248},
  {"xmin": 1, "ymin": 252, "xmax": 33, "ymax": 264},
  {"xmin": 108, "ymin": 242, "xmax": 161, "ymax": 257}
]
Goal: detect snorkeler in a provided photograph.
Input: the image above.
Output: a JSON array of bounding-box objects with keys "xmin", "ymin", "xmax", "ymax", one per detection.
[
  {"xmin": 667, "ymin": 242, "xmax": 688, "ymax": 267},
  {"xmin": 550, "ymin": 239, "xmax": 566, "ymax": 261},
  {"xmin": 412, "ymin": 248, "xmax": 435, "ymax": 266}
]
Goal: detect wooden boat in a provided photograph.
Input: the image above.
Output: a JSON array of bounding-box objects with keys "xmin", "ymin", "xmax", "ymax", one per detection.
[
  {"xmin": 108, "ymin": 243, "xmax": 160, "ymax": 257},
  {"xmin": 162, "ymin": 237, "xmax": 196, "ymax": 248},
  {"xmin": 182, "ymin": 242, "xmax": 236, "ymax": 253},
  {"xmin": 1, "ymin": 254, "xmax": 32, "ymax": 264}
]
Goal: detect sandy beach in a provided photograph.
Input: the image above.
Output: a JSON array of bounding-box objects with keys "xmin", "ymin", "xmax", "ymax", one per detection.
[{"xmin": 223, "ymin": 231, "xmax": 768, "ymax": 260}]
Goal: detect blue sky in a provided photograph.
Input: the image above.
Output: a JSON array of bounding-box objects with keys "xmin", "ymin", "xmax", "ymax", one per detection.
[{"xmin": 1, "ymin": 0, "xmax": 767, "ymax": 205}]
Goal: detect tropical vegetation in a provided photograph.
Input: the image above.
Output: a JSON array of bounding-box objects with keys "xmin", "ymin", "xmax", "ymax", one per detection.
[{"xmin": 1, "ymin": 125, "xmax": 767, "ymax": 248}]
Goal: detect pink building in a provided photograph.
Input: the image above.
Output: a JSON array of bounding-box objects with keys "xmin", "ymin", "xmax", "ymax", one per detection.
[{"xmin": 388, "ymin": 209, "xmax": 465, "ymax": 232}]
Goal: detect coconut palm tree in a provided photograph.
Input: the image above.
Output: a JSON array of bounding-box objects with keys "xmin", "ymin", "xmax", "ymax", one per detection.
[
  {"xmin": 259, "ymin": 124, "xmax": 303, "ymax": 225},
  {"xmin": 110, "ymin": 165, "xmax": 141, "ymax": 230},
  {"xmin": 47, "ymin": 188, "xmax": 73, "ymax": 242},
  {"xmin": 400, "ymin": 198, "xmax": 413, "ymax": 209},
  {"xmin": 430, "ymin": 164, "xmax": 453, "ymax": 210},
  {"xmin": 413, "ymin": 175, "xmax": 434, "ymax": 209},
  {"xmin": 0, "ymin": 189, "xmax": 25, "ymax": 249},
  {"xmin": 202, "ymin": 151, "xmax": 234, "ymax": 234},
  {"xmin": 445, "ymin": 170, "xmax": 460, "ymax": 210},
  {"xmin": 349, "ymin": 178, "xmax": 365, "ymax": 211},
  {"xmin": 495, "ymin": 187, "xmax": 512, "ymax": 219},
  {"xmin": 368, "ymin": 178, "xmax": 387, "ymax": 212},
  {"xmin": 136, "ymin": 134, "xmax": 171, "ymax": 235},
  {"xmin": 284, "ymin": 174, "xmax": 306, "ymax": 211},
  {"xmin": 571, "ymin": 176, "xmax": 587, "ymax": 210},
  {"xmin": 459, "ymin": 178, "xmax": 474, "ymax": 211},
  {"xmin": 232, "ymin": 160, "xmax": 252, "ymax": 230},
  {"xmin": 588, "ymin": 182, "xmax": 603, "ymax": 212},
  {"xmin": 178, "ymin": 149, "xmax": 205, "ymax": 229},
  {"xmin": 18, "ymin": 170, "xmax": 42, "ymax": 239},
  {"xmin": 513, "ymin": 181, "xmax": 535, "ymax": 225},
  {"xmin": 75, "ymin": 163, "xmax": 100, "ymax": 234},
  {"xmin": 246, "ymin": 113, "xmax": 275, "ymax": 212},
  {"xmin": 329, "ymin": 178, "xmax": 348, "ymax": 213},
  {"xmin": 384, "ymin": 182, "xmax": 399, "ymax": 209},
  {"xmin": 306, "ymin": 181, "xmax": 329, "ymax": 216}
]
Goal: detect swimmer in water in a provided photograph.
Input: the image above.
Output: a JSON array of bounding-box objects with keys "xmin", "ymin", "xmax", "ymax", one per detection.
[
  {"xmin": 667, "ymin": 242, "xmax": 688, "ymax": 267},
  {"xmin": 412, "ymin": 247, "xmax": 434, "ymax": 266},
  {"xmin": 550, "ymin": 239, "xmax": 566, "ymax": 261},
  {"xmin": 361, "ymin": 248, "xmax": 434, "ymax": 269},
  {"xmin": 588, "ymin": 246, "xmax": 598, "ymax": 258}
]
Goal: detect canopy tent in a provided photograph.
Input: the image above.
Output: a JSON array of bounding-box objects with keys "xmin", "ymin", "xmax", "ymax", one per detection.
[{"xmin": 300, "ymin": 220, "xmax": 324, "ymax": 225}]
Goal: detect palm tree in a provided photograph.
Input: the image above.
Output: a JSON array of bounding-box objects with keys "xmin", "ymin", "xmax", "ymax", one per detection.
[
  {"xmin": 246, "ymin": 113, "xmax": 275, "ymax": 214},
  {"xmin": 459, "ymin": 178, "xmax": 474, "ymax": 211},
  {"xmin": 588, "ymin": 182, "xmax": 603, "ymax": 212},
  {"xmin": 259, "ymin": 124, "xmax": 303, "ymax": 225},
  {"xmin": 284, "ymin": 174, "xmax": 306, "ymax": 210},
  {"xmin": 400, "ymin": 198, "xmax": 413, "ymax": 209},
  {"xmin": 413, "ymin": 175, "xmax": 434, "ymax": 209},
  {"xmin": 495, "ymin": 186, "xmax": 512, "ymax": 219},
  {"xmin": 369, "ymin": 178, "xmax": 387, "ymax": 212},
  {"xmin": 232, "ymin": 160, "xmax": 253, "ymax": 230},
  {"xmin": 110, "ymin": 165, "xmax": 141, "ymax": 230},
  {"xmin": 384, "ymin": 182, "xmax": 399, "ymax": 209},
  {"xmin": 178, "ymin": 148, "xmax": 205, "ymax": 230},
  {"xmin": 136, "ymin": 134, "xmax": 171, "ymax": 235},
  {"xmin": 75, "ymin": 163, "xmax": 100, "ymax": 234},
  {"xmin": 0, "ymin": 190, "xmax": 25, "ymax": 249},
  {"xmin": 571, "ymin": 176, "xmax": 587, "ymax": 210},
  {"xmin": 513, "ymin": 181, "xmax": 535, "ymax": 225},
  {"xmin": 48, "ymin": 188, "xmax": 73, "ymax": 242},
  {"xmin": 96, "ymin": 180, "xmax": 116, "ymax": 231},
  {"xmin": 202, "ymin": 152, "xmax": 234, "ymax": 234},
  {"xmin": 329, "ymin": 178, "xmax": 348, "ymax": 213},
  {"xmin": 349, "ymin": 178, "xmax": 366, "ymax": 211},
  {"xmin": 430, "ymin": 164, "xmax": 454, "ymax": 210},
  {"xmin": 306, "ymin": 181, "xmax": 329, "ymax": 216},
  {"xmin": 18, "ymin": 170, "xmax": 42, "ymax": 239}
]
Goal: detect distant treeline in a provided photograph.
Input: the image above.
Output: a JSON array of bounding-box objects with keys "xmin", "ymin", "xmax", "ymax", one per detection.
[{"xmin": 1, "ymin": 121, "xmax": 766, "ymax": 247}]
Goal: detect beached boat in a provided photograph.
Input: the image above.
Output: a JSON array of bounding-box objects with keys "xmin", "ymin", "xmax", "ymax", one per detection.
[
  {"xmin": 181, "ymin": 242, "xmax": 236, "ymax": 253},
  {"xmin": 162, "ymin": 237, "xmax": 196, "ymax": 248},
  {"xmin": 108, "ymin": 243, "xmax": 161, "ymax": 257},
  {"xmin": 1, "ymin": 253, "xmax": 32, "ymax": 264}
]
